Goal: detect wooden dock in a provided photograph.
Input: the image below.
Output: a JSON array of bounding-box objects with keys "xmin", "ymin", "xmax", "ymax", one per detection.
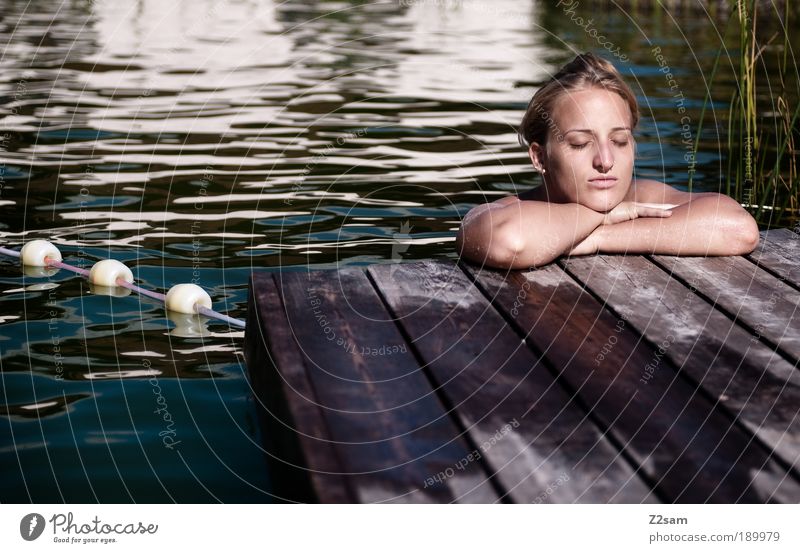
[{"xmin": 244, "ymin": 228, "xmax": 800, "ymax": 503}]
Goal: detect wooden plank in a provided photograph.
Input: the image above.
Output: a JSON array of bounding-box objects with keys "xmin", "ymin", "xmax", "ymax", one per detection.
[
  {"xmin": 747, "ymin": 228, "xmax": 800, "ymax": 289},
  {"xmin": 275, "ymin": 268, "xmax": 499, "ymax": 503},
  {"xmin": 465, "ymin": 262, "xmax": 800, "ymax": 502},
  {"xmin": 561, "ymin": 254, "xmax": 800, "ymax": 474},
  {"xmin": 369, "ymin": 260, "xmax": 656, "ymax": 503},
  {"xmin": 652, "ymin": 253, "xmax": 800, "ymax": 361},
  {"xmin": 245, "ymin": 272, "xmax": 353, "ymax": 503}
]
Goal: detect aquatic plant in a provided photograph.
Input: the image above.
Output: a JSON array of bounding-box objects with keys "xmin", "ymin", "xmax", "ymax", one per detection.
[{"xmin": 689, "ymin": 0, "xmax": 798, "ymax": 227}]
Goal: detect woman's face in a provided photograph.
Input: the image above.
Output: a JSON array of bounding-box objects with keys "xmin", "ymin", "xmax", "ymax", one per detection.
[{"xmin": 529, "ymin": 87, "xmax": 635, "ymax": 212}]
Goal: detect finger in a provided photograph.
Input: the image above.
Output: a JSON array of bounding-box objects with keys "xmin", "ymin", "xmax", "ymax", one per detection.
[
  {"xmin": 641, "ymin": 209, "xmax": 673, "ymax": 218},
  {"xmin": 636, "ymin": 202, "xmax": 679, "ymax": 210}
]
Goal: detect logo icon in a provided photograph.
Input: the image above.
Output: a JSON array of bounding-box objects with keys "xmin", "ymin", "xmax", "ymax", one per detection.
[
  {"xmin": 389, "ymin": 220, "xmax": 413, "ymax": 276},
  {"xmin": 20, "ymin": 513, "xmax": 45, "ymax": 541}
]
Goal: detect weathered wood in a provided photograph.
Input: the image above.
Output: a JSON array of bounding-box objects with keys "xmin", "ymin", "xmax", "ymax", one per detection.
[
  {"xmin": 747, "ymin": 228, "xmax": 800, "ymax": 289},
  {"xmin": 465, "ymin": 262, "xmax": 800, "ymax": 503},
  {"xmin": 274, "ymin": 268, "xmax": 499, "ymax": 503},
  {"xmin": 561, "ymin": 254, "xmax": 800, "ymax": 474},
  {"xmin": 651, "ymin": 253, "xmax": 800, "ymax": 361},
  {"xmin": 245, "ymin": 272, "xmax": 353, "ymax": 503},
  {"xmin": 370, "ymin": 260, "xmax": 656, "ymax": 503}
]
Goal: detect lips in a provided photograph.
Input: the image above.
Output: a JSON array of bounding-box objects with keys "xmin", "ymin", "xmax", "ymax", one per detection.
[{"xmin": 588, "ymin": 176, "xmax": 617, "ymax": 189}]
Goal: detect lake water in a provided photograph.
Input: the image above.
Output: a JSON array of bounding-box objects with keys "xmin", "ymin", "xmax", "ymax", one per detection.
[{"xmin": 1, "ymin": 0, "xmax": 796, "ymax": 502}]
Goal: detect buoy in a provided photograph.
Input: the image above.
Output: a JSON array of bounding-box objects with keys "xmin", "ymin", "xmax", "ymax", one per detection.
[
  {"xmin": 20, "ymin": 240, "xmax": 62, "ymax": 267},
  {"xmin": 89, "ymin": 259, "xmax": 134, "ymax": 287},
  {"xmin": 1, "ymin": 241, "xmax": 246, "ymax": 328},
  {"xmin": 165, "ymin": 283, "xmax": 212, "ymax": 314}
]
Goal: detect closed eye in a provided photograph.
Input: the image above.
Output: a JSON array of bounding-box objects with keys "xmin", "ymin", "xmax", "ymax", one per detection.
[{"xmin": 569, "ymin": 143, "xmax": 590, "ymax": 150}]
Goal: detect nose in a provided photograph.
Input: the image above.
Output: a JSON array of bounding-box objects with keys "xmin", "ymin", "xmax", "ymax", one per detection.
[{"xmin": 593, "ymin": 141, "xmax": 614, "ymax": 173}]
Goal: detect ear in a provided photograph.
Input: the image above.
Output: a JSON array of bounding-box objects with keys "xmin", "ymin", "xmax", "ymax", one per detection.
[{"xmin": 528, "ymin": 142, "xmax": 546, "ymax": 173}]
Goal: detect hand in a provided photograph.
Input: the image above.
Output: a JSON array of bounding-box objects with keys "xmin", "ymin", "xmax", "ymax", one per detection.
[
  {"xmin": 601, "ymin": 202, "xmax": 677, "ymax": 225},
  {"xmin": 566, "ymin": 229, "xmax": 600, "ymax": 257}
]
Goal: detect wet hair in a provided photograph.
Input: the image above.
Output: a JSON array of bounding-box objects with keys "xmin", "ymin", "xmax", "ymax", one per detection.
[{"xmin": 518, "ymin": 52, "xmax": 639, "ymax": 149}]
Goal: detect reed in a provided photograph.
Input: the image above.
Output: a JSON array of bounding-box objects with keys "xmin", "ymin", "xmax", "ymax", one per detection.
[{"xmin": 692, "ymin": 0, "xmax": 798, "ymax": 227}]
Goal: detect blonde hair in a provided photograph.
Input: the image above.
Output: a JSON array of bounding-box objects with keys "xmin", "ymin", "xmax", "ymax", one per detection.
[{"xmin": 518, "ymin": 52, "xmax": 639, "ymax": 149}]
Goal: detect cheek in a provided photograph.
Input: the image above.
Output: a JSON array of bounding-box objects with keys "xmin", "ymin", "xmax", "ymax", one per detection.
[
  {"xmin": 551, "ymin": 150, "xmax": 587, "ymax": 178},
  {"xmin": 618, "ymin": 146, "xmax": 635, "ymax": 168}
]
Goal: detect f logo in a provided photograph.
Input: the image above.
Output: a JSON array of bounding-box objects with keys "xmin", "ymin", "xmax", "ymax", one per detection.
[{"xmin": 20, "ymin": 513, "xmax": 45, "ymax": 541}]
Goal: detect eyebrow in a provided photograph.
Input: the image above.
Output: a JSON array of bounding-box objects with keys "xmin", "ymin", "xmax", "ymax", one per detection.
[{"xmin": 564, "ymin": 127, "xmax": 631, "ymax": 136}]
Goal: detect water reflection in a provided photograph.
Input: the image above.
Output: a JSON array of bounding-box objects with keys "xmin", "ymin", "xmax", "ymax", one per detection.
[{"xmin": 1, "ymin": 0, "xmax": 796, "ymax": 502}]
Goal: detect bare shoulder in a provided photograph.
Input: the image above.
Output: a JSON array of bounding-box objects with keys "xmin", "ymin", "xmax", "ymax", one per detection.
[
  {"xmin": 462, "ymin": 193, "xmax": 522, "ymax": 222},
  {"xmin": 630, "ymin": 178, "xmax": 713, "ymax": 205}
]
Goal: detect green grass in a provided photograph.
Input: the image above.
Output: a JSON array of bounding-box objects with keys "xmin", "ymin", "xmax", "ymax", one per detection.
[{"xmin": 689, "ymin": 1, "xmax": 798, "ymax": 228}]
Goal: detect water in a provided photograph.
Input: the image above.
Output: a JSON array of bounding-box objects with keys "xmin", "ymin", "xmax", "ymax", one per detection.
[{"xmin": 1, "ymin": 0, "xmax": 796, "ymax": 502}]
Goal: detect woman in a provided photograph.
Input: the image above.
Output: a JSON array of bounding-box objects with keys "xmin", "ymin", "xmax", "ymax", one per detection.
[{"xmin": 455, "ymin": 53, "xmax": 760, "ymax": 270}]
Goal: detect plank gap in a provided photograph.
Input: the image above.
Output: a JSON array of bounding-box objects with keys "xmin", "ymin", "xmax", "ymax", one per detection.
[
  {"xmin": 457, "ymin": 260, "xmax": 670, "ymax": 503},
  {"xmin": 644, "ymin": 254, "xmax": 799, "ymax": 369},
  {"xmin": 364, "ymin": 264, "xmax": 510, "ymax": 503},
  {"xmin": 558, "ymin": 257, "xmax": 800, "ymax": 485}
]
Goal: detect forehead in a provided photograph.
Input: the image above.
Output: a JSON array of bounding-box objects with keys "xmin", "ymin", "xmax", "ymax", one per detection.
[{"xmin": 551, "ymin": 87, "xmax": 632, "ymax": 132}]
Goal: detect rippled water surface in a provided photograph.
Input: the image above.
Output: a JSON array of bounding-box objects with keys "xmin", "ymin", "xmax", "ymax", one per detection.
[{"xmin": 1, "ymin": 0, "xmax": 795, "ymax": 502}]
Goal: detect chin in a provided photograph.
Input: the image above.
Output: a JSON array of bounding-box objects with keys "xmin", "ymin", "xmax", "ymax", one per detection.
[
  {"xmin": 576, "ymin": 183, "xmax": 630, "ymax": 212},
  {"xmin": 578, "ymin": 193, "xmax": 622, "ymax": 213}
]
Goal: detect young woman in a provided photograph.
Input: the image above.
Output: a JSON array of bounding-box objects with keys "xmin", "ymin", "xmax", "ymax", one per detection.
[{"xmin": 456, "ymin": 53, "xmax": 760, "ymax": 270}]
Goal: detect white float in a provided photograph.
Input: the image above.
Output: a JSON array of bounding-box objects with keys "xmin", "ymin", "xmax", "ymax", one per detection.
[
  {"xmin": 20, "ymin": 240, "xmax": 62, "ymax": 267},
  {"xmin": 89, "ymin": 259, "xmax": 134, "ymax": 287},
  {"xmin": 1, "ymin": 241, "xmax": 245, "ymax": 328},
  {"xmin": 165, "ymin": 283, "xmax": 212, "ymax": 314}
]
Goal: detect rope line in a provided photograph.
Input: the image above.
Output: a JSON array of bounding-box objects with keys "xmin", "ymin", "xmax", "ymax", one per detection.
[{"xmin": 1, "ymin": 243, "xmax": 246, "ymax": 329}]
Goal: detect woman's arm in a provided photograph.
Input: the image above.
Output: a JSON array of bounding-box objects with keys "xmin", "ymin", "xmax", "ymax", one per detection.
[
  {"xmin": 571, "ymin": 192, "xmax": 759, "ymax": 256},
  {"xmin": 456, "ymin": 199, "xmax": 674, "ymax": 269},
  {"xmin": 456, "ymin": 201, "xmax": 605, "ymax": 269}
]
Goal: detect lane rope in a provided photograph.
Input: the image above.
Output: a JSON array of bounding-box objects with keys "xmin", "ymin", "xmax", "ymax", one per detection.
[{"xmin": 1, "ymin": 240, "xmax": 246, "ymax": 329}]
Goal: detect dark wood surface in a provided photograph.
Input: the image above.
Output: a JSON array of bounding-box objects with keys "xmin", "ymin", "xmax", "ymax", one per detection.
[
  {"xmin": 245, "ymin": 229, "xmax": 800, "ymax": 503},
  {"xmin": 561, "ymin": 254, "xmax": 800, "ymax": 476},
  {"xmin": 369, "ymin": 260, "xmax": 654, "ymax": 503},
  {"xmin": 748, "ymin": 228, "xmax": 800, "ymax": 288}
]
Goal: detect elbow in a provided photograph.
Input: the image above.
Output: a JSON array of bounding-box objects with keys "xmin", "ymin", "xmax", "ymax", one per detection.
[
  {"xmin": 491, "ymin": 227, "xmax": 535, "ymax": 269},
  {"xmin": 457, "ymin": 221, "xmax": 548, "ymax": 270},
  {"xmin": 732, "ymin": 212, "xmax": 760, "ymax": 254}
]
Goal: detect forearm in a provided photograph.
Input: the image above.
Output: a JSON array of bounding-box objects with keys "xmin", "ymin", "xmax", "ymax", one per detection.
[
  {"xmin": 458, "ymin": 201, "xmax": 605, "ymax": 269},
  {"xmin": 588, "ymin": 196, "xmax": 759, "ymax": 256}
]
